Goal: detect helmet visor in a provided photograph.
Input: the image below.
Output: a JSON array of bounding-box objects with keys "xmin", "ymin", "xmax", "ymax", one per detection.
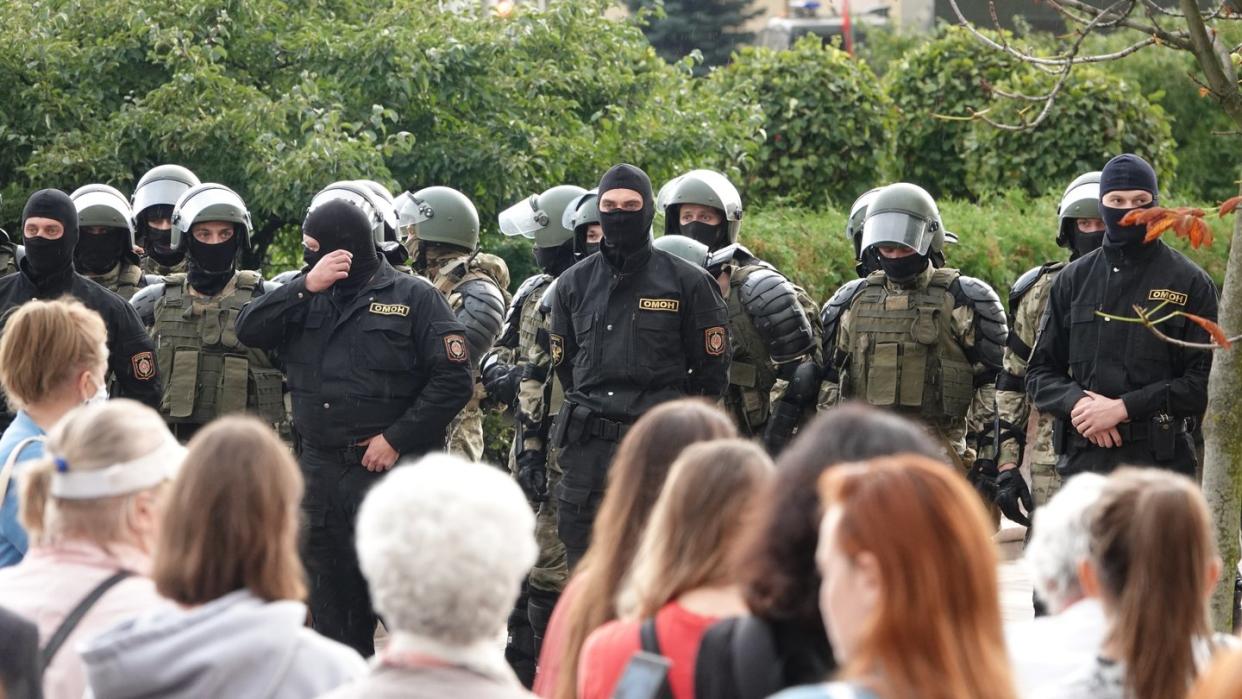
[
  {"xmin": 76, "ymin": 194, "xmax": 134, "ymax": 233},
  {"xmin": 498, "ymin": 196, "xmax": 547, "ymax": 239},
  {"xmin": 860, "ymin": 212, "xmax": 934, "ymax": 256},
  {"xmin": 133, "ymin": 179, "xmax": 194, "ymax": 216}
]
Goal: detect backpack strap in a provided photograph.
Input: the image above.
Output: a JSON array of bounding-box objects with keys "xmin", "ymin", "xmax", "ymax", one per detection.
[
  {"xmin": 640, "ymin": 616, "xmax": 663, "ymax": 656},
  {"xmin": 40, "ymin": 570, "xmax": 132, "ymax": 674},
  {"xmin": 1, "ymin": 436, "xmax": 45, "ymax": 505}
]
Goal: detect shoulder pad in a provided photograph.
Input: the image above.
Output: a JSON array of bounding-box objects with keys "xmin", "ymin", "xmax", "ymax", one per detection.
[
  {"xmin": 820, "ymin": 277, "xmax": 868, "ymax": 347},
  {"xmin": 539, "ymin": 278, "xmax": 560, "ymax": 315},
  {"xmin": 257, "ymin": 280, "xmax": 279, "ymax": 295},
  {"xmin": 130, "ymin": 282, "xmax": 166, "ymax": 327},
  {"xmin": 1008, "ymin": 262, "xmax": 1065, "ymax": 313},
  {"xmin": 953, "ymin": 275, "xmax": 1008, "ymax": 367},
  {"xmin": 952, "ymin": 276, "xmax": 1006, "ymax": 321},
  {"xmin": 455, "ymin": 277, "xmax": 507, "ymax": 365},
  {"xmin": 738, "ymin": 267, "xmax": 814, "ymax": 363},
  {"xmin": 498, "ymin": 274, "xmax": 552, "ymax": 349},
  {"xmin": 142, "ymin": 274, "xmax": 163, "ymax": 287},
  {"xmin": 270, "ymin": 269, "xmax": 302, "ymax": 285},
  {"xmin": 472, "ymin": 252, "xmax": 512, "ymax": 292}
]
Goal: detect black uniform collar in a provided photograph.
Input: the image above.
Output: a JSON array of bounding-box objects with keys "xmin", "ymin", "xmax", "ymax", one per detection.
[
  {"xmin": 1103, "ymin": 238, "xmax": 1164, "ymax": 265},
  {"xmin": 18, "ymin": 256, "xmax": 76, "ymax": 297},
  {"xmin": 604, "ymin": 242, "xmax": 653, "ymax": 274}
]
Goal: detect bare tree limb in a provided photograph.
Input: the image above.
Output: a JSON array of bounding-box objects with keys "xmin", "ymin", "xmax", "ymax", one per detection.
[{"xmin": 1180, "ymin": 0, "xmax": 1242, "ymax": 127}]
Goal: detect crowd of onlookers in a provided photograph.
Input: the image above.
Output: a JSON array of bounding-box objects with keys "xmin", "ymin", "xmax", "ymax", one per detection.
[{"xmin": 1, "ymin": 297, "xmax": 1241, "ymax": 699}]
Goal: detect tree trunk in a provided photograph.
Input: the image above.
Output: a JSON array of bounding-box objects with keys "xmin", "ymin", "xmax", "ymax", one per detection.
[{"xmin": 1204, "ymin": 181, "xmax": 1242, "ymax": 632}]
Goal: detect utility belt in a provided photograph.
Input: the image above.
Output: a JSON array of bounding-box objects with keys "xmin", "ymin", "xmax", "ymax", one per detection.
[
  {"xmin": 1055, "ymin": 413, "xmax": 1194, "ymax": 462},
  {"xmin": 551, "ymin": 402, "xmax": 632, "ymax": 447}
]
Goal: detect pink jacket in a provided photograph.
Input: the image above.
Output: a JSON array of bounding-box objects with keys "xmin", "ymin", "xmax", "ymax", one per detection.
[{"xmin": 0, "ymin": 540, "xmax": 165, "ymax": 699}]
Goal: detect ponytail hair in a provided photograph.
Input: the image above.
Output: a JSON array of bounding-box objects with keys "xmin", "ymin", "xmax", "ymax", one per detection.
[
  {"xmin": 1090, "ymin": 468, "xmax": 1216, "ymax": 699},
  {"xmin": 19, "ymin": 400, "xmax": 170, "ymax": 549}
]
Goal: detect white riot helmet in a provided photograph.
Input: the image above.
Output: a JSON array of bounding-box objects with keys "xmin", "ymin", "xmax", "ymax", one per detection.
[
  {"xmin": 71, "ymin": 184, "xmax": 136, "ymax": 248},
  {"xmin": 656, "ymin": 169, "xmax": 743, "ymax": 250},
  {"xmin": 170, "ymin": 183, "xmax": 252, "ymax": 249}
]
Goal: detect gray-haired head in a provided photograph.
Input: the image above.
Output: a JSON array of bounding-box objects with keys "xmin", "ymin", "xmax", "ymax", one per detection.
[{"xmin": 1024, "ymin": 472, "xmax": 1108, "ymax": 613}]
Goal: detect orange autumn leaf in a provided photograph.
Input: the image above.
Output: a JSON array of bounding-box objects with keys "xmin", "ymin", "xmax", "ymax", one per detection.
[
  {"xmin": 1143, "ymin": 216, "xmax": 1176, "ymax": 243},
  {"xmin": 1126, "ymin": 207, "xmax": 1212, "ymax": 249},
  {"xmin": 1184, "ymin": 313, "xmax": 1232, "ymax": 349},
  {"xmin": 1220, "ymin": 195, "xmax": 1242, "ymax": 217}
]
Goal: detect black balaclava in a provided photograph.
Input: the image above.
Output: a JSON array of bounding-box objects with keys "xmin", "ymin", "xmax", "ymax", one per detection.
[
  {"xmin": 75, "ymin": 227, "xmax": 129, "ymax": 275},
  {"xmin": 186, "ymin": 227, "xmax": 240, "ymax": 295},
  {"xmin": 21, "ymin": 189, "xmax": 79, "ymax": 279},
  {"xmin": 598, "ymin": 164, "xmax": 654, "ymax": 265},
  {"xmin": 1099, "ymin": 154, "xmax": 1159, "ymax": 248},
  {"xmin": 141, "ymin": 205, "xmax": 185, "ymax": 267},
  {"xmin": 573, "ymin": 224, "xmax": 601, "ymax": 260},
  {"xmin": 534, "ymin": 240, "xmax": 576, "ymax": 277},
  {"xmin": 878, "ymin": 248, "xmax": 929, "ymax": 285},
  {"xmin": 1067, "ymin": 221, "xmax": 1105, "ymax": 259},
  {"xmin": 675, "ymin": 207, "xmax": 729, "ymax": 251},
  {"xmin": 303, "ymin": 200, "xmax": 380, "ymax": 295}
]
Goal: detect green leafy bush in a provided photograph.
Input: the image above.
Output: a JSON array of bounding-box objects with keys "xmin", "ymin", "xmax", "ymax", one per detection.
[
  {"xmin": 0, "ymin": 0, "xmax": 764, "ymax": 271},
  {"xmin": 963, "ymin": 66, "xmax": 1176, "ymax": 199},
  {"xmin": 710, "ymin": 35, "xmax": 894, "ymax": 209},
  {"xmin": 884, "ymin": 26, "xmax": 1017, "ymax": 199}
]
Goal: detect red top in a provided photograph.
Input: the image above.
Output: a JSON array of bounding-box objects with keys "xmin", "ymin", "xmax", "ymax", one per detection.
[{"xmin": 576, "ymin": 601, "xmax": 722, "ymax": 699}]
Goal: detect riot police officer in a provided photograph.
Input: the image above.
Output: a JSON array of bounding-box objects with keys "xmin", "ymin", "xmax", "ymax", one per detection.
[
  {"xmin": 1027, "ymin": 154, "xmax": 1216, "ymax": 477},
  {"xmin": 570, "ymin": 189, "xmax": 604, "ymax": 260},
  {"xmin": 236, "ymin": 199, "xmax": 473, "ymax": 657},
  {"xmin": 657, "ymin": 169, "xmax": 820, "ymax": 453},
  {"xmin": 129, "ymin": 184, "xmax": 284, "ymax": 440},
  {"xmin": 485, "ymin": 184, "xmax": 586, "ymax": 685},
  {"xmin": 70, "ymin": 184, "xmax": 148, "ymax": 300},
  {"xmin": 0, "ymin": 190, "xmax": 162, "ymax": 421},
  {"xmin": 131, "ymin": 165, "xmax": 200, "ymax": 275},
  {"xmin": 399, "ymin": 186, "xmax": 509, "ymax": 461},
  {"xmin": 549, "ymin": 164, "xmax": 730, "ymax": 568},
  {"xmin": 821, "ymin": 182, "xmax": 1007, "ymax": 474},
  {"xmin": 991, "ymin": 172, "xmax": 1104, "ymax": 525},
  {"xmin": 846, "ymin": 188, "xmax": 882, "ymax": 277},
  {"xmin": 0, "ymin": 202, "xmax": 18, "ymax": 278}
]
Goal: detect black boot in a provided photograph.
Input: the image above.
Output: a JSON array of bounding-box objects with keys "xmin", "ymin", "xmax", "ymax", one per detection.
[{"xmin": 505, "ymin": 583, "xmax": 537, "ymax": 687}]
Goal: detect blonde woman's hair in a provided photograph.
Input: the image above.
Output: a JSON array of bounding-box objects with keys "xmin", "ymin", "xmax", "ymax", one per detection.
[
  {"xmin": 0, "ymin": 298, "xmax": 108, "ymax": 411},
  {"xmin": 153, "ymin": 416, "xmax": 306, "ymax": 605},
  {"xmin": 618, "ymin": 439, "xmax": 773, "ymax": 619},
  {"xmin": 19, "ymin": 400, "xmax": 171, "ymax": 550}
]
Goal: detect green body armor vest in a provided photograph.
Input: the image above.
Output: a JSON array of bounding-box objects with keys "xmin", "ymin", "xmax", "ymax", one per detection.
[
  {"xmin": 152, "ymin": 271, "xmax": 284, "ymax": 426},
  {"xmin": 86, "ymin": 262, "xmax": 144, "ymax": 301},
  {"xmin": 724, "ymin": 264, "xmax": 778, "ymax": 435},
  {"xmin": 844, "ymin": 268, "xmax": 974, "ymax": 422}
]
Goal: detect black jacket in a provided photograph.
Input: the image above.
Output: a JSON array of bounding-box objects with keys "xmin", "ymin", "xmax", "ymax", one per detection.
[
  {"xmin": 694, "ymin": 615, "xmax": 835, "ymax": 699},
  {"xmin": 0, "ymin": 260, "xmax": 162, "ymax": 413},
  {"xmin": 549, "ymin": 245, "xmax": 730, "ymax": 420},
  {"xmin": 1026, "ymin": 240, "xmax": 1217, "ymax": 474},
  {"xmin": 236, "ymin": 262, "xmax": 474, "ymax": 454}
]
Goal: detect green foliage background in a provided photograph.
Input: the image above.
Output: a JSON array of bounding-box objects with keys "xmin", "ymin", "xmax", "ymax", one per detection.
[{"xmin": 0, "ymin": 1, "xmax": 1234, "ymax": 303}]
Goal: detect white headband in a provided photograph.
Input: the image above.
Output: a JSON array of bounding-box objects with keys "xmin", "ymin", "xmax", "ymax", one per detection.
[{"xmin": 50, "ymin": 438, "xmax": 186, "ymax": 500}]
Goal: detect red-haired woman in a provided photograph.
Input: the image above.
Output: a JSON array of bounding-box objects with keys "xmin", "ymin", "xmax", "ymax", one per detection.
[{"xmin": 773, "ymin": 455, "xmax": 1018, "ymax": 699}]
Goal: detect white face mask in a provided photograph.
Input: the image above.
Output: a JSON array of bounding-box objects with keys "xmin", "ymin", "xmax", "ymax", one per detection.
[{"xmin": 84, "ymin": 376, "xmax": 108, "ymax": 406}]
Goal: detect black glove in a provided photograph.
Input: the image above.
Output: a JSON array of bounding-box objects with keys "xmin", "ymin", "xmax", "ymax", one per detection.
[
  {"xmin": 994, "ymin": 468, "xmax": 1034, "ymax": 527},
  {"xmin": 967, "ymin": 459, "xmax": 999, "ymax": 503},
  {"xmin": 480, "ymin": 354, "xmax": 520, "ymax": 407},
  {"xmin": 516, "ymin": 450, "xmax": 548, "ymax": 505}
]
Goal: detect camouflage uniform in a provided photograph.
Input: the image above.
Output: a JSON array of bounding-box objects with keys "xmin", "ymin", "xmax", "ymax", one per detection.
[
  {"xmin": 142, "ymin": 256, "xmax": 187, "ymax": 276},
  {"xmin": 720, "ymin": 256, "xmax": 822, "ymax": 439},
  {"xmin": 824, "ymin": 266, "xmax": 1007, "ymax": 471},
  {"xmin": 427, "ymin": 250, "xmax": 510, "ymax": 461},
  {"xmin": 997, "ymin": 263, "xmax": 1065, "ymax": 506},
  {"xmin": 83, "ymin": 260, "xmax": 146, "ymax": 301},
  {"xmin": 0, "ymin": 238, "xmax": 16, "ymax": 278}
]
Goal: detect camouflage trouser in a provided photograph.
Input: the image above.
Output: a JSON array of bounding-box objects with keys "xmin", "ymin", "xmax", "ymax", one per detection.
[
  {"xmin": 447, "ymin": 404, "xmax": 484, "ymax": 462},
  {"xmin": 1030, "ymin": 461, "xmax": 1063, "ymax": 508},
  {"xmin": 529, "ymin": 448, "xmax": 568, "ymax": 594}
]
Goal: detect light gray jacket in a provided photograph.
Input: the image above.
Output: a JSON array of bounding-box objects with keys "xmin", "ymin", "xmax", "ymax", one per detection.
[{"xmin": 79, "ymin": 589, "xmax": 366, "ymax": 699}]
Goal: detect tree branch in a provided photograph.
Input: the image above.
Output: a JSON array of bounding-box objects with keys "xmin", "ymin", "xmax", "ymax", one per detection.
[{"xmin": 1180, "ymin": 0, "xmax": 1242, "ymax": 127}]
